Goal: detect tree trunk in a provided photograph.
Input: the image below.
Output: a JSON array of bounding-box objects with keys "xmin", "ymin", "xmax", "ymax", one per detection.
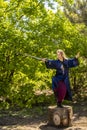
[{"xmin": 48, "ymin": 105, "xmax": 73, "ymax": 127}]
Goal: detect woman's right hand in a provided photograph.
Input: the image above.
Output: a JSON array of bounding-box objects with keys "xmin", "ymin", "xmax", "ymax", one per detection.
[{"xmin": 41, "ymin": 58, "xmax": 47, "ymax": 62}]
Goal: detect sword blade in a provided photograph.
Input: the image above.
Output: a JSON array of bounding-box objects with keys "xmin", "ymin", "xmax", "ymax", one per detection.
[{"xmin": 24, "ymin": 53, "xmax": 42, "ymax": 61}]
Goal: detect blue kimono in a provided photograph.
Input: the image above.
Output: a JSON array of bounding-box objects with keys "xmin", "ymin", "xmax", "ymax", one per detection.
[{"xmin": 45, "ymin": 58, "xmax": 79, "ymax": 101}]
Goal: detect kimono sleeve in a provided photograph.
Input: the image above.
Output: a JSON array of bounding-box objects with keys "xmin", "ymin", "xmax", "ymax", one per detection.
[
  {"xmin": 45, "ymin": 60, "xmax": 57, "ymax": 69},
  {"xmin": 68, "ymin": 58, "xmax": 79, "ymax": 68}
]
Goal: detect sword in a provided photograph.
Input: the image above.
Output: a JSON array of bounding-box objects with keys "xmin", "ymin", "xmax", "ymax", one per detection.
[
  {"xmin": 24, "ymin": 53, "xmax": 43, "ymax": 61},
  {"xmin": 17, "ymin": 52, "xmax": 48, "ymax": 61}
]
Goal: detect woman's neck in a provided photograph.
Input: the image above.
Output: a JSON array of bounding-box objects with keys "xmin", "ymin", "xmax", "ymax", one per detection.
[{"xmin": 58, "ymin": 57, "xmax": 64, "ymax": 62}]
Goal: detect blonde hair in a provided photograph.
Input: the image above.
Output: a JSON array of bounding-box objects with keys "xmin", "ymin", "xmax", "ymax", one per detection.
[{"xmin": 56, "ymin": 49, "xmax": 68, "ymax": 59}]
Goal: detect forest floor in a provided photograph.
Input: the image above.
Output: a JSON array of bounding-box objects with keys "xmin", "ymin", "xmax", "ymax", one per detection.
[{"xmin": 0, "ymin": 99, "xmax": 87, "ymax": 130}]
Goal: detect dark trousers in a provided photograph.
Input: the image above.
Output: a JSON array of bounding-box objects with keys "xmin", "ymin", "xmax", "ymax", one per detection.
[{"xmin": 53, "ymin": 81, "xmax": 66, "ymax": 103}]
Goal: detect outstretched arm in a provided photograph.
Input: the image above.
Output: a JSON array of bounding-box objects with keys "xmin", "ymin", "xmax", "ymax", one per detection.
[
  {"xmin": 42, "ymin": 58, "xmax": 57, "ymax": 69},
  {"xmin": 68, "ymin": 52, "xmax": 80, "ymax": 68}
]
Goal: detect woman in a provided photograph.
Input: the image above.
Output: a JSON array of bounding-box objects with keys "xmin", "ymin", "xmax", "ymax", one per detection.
[{"xmin": 42, "ymin": 49, "xmax": 80, "ymax": 107}]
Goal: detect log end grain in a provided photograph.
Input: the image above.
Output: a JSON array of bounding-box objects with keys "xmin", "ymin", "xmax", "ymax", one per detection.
[{"xmin": 48, "ymin": 105, "xmax": 73, "ymax": 127}]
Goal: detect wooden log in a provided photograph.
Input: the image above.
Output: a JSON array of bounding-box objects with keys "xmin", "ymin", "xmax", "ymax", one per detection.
[{"xmin": 48, "ymin": 105, "xmax": 73, "ymax": 127}]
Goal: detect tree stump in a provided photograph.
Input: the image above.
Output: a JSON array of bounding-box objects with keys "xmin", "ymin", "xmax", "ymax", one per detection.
[{"xmin": 48, "ymin": 105, "xmax": 73, "ymax": 127}]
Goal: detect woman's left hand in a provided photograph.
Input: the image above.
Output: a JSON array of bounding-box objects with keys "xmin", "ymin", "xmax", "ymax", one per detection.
[{"xmin": 75, "ymin": 52, "xmax": 80, "ymax": 58}]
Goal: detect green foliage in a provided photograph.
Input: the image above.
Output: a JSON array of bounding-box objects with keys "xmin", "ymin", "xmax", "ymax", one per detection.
[{"xmin": 0, "ymin": 0, "xmax": 87, "ymax": 109}]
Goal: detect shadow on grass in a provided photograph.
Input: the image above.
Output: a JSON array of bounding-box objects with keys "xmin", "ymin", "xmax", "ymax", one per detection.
[{"xmin": 0, "ymin": 105, "xmax": 48, "ymax": 126}]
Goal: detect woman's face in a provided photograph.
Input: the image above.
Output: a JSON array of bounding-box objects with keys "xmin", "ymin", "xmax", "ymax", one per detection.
[{"xmin": 57, "ymin": 51, "xmax": 63, "ymax": 60}]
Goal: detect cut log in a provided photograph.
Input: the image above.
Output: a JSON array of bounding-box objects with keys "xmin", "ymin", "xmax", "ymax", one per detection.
[{"xmin": 48, "ymin": 105, "xmax": 73, "ymax": 127}]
